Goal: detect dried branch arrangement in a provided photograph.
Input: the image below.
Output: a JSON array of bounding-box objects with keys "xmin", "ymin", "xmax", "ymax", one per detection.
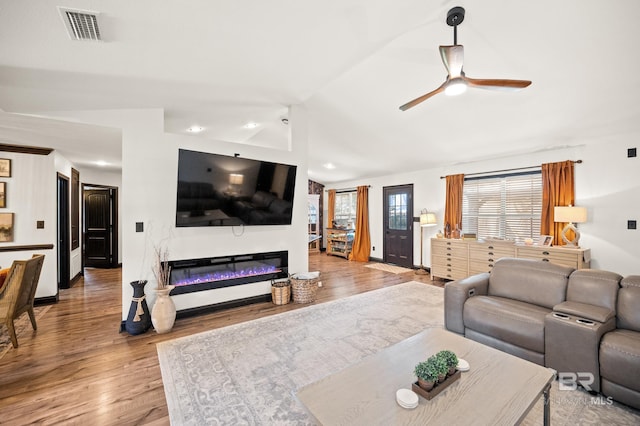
[{"xmin": 152, "ymin": 245, "xmax": 172, "ymax": 290}]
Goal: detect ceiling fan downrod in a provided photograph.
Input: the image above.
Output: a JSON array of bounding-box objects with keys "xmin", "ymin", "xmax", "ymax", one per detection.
[{"xmin": 447, "ymin": 6, "xmax": 465, "ymax": 45}]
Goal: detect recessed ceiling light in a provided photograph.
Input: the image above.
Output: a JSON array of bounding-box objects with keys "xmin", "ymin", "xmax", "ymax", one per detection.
[
  {"xmin": 323, "ymin": 163, "xmax": 336, "ymax": 169},
  {"xmin": 187, "ymin": 126, "xmax": 204, "ymax": 133},
  {"xmin": 244, "ymin": 122, "xmax": 259, "ymax": 129},
  {"xmin": 95, "ymin": 160, "xmax": 108, "ymax": 167}
]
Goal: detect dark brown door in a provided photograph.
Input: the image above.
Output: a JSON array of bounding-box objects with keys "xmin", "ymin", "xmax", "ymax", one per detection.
[
  {"xmin": 383, "ymin": 184, "xmax": 414, "ymax": 268},
  {"xmin": 57, "ymin": 173, "xmax": 70, "ymax": 289},
  {"xmin": 83, "ymin": 188, "xmax": 114, "ymax": 268}
]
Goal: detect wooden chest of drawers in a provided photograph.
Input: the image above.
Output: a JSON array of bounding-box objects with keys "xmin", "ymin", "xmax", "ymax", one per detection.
[
  {"xmin": 430, "ymin": 238, "xmax": 590, "ymax": 281},
  {"xmin": 431, "ymin": 239, "xmax": 469, "ymax": 280}
]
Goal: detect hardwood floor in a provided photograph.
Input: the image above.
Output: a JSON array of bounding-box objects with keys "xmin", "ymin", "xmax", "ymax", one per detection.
[{"xmin": 0, "ymin": 254, "xmax": 441, "ymax": 425}]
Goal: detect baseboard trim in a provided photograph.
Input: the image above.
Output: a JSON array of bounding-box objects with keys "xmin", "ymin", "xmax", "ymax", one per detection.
[
  {"xmin": 119, "ymin": 293, "xmax": 272, "ymax": 333},
  {"xmin": 369, "ymin": 256, "xmax": 383, "ymax": 263},
  {"xmin": 35, "ymin": 294, "xmax": 59, "ymax": 306},
  {"xmin": 70, "ymin": 272, "xmax": 82, "ymax": 286}
]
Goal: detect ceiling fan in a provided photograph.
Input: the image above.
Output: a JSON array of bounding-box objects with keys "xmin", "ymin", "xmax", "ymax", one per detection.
[{"xmin": 399, "ymin": 6, "xmax": 531, "ymax": 111}]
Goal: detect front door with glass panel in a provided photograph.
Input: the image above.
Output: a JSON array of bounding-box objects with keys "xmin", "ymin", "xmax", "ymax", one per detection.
[{"xmin": 383, "ymin": 184, "xmax": 414, "ymax": 268}]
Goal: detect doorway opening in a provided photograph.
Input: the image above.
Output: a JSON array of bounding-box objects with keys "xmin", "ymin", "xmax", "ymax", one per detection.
[
  {"xmin": 57, "ymin": 173, "xmax": 70, "ymax": 289},
  {"xmin": 82, "ymin": 184, "xmax": 119, "ymax": 269}
]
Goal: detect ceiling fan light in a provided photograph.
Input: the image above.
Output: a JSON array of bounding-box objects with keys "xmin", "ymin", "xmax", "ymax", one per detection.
[{"xmin": 444, "ymin": 79, "xmax": 467, "ymax": 96}]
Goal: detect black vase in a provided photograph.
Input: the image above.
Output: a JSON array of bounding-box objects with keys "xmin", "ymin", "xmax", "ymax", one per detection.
[{"xmin": 125, "ymin": 280, "xmax": 151, "ymax": 335}]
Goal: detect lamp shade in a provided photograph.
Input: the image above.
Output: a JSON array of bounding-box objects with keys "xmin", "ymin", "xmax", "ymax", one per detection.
[
  {"xmin": 554, "ymin": 206, "xmax": 587, "ymax": 223},
  {"xmin": 420, "ymin": 212, "xmax": 437, "ymax": 227}
]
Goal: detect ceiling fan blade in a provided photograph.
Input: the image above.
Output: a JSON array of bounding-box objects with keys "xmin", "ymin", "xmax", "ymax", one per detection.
[
  {"xmin": 440, "ymin": 45, "xmax": 464, "ymax": 78},
  {"xmin": 465, "ymin": 77, "xmax": 532, "ymax": 91},
  {"xmin": 399, "ymin": 84, "xmax": 446, "ymax": 111}
]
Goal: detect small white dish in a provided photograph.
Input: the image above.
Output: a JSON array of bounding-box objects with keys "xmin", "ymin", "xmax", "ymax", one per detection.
[
  {"xmin": 396, "ymin": 388, "xmax": 419, "ymax": 409},
  {"xmin": 457, "ymin": 358, "xmax": 470, "ymax": 372}
]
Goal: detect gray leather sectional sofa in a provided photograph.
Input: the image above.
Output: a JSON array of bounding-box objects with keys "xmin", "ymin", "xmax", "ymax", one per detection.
[{"xmin": 444, "ymin": 257, "xmax": 640, "ymax": 409}]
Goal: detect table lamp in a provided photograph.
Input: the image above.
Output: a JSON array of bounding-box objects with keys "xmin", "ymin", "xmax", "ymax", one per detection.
[
  {"xmin": 554, "ymin": 205, "xmax": 587, "ymax": 247},
  {"xmin": 416, "ymin": 210, "xmax": 437, "ymax": 275}
]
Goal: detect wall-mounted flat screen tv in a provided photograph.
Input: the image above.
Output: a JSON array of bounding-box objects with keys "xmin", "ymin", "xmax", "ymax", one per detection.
[{"xmin": 176, "ymin": 149, "xmax": 297, "ymax": 227}]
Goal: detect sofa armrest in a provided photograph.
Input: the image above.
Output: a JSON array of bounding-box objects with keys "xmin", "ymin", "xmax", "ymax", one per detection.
[
  {"xmin": 553, "ymin": 301, "xmax": 615, "ymax": 323},
  {"xmin": 444, "ymin": 273, "xmax": 490, "ymax": 335}
]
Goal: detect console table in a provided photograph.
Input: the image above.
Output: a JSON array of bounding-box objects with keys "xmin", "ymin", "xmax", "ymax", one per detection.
[{"xmin": 431, "ymin": 238, "xmax": 590, "ymax": 281}]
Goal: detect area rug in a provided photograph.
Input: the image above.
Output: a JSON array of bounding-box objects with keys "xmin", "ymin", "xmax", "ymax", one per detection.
[
  {"xmin": 0, "ymin": 305, "xmax": 51, "ymax": 360},
  {"xmin": 364, "ymin": 262, "xmax": 413, "ymax": 274},
  {"xmin": 157, "ymin": 283, "xmax": 640, "ymax": 425},
  {"xmin": 157, "ymin": 282, "xmax": 444, "ymax": 425}
]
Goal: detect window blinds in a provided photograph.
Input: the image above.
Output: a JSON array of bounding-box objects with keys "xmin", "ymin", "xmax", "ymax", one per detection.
[{"xmin": 462, "ymin": 171, "xmax": 542, "ymax": 241}]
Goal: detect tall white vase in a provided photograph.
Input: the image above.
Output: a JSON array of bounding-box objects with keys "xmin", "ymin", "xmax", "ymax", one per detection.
[{"xmin": 151, "ymin": 285, "xmax": 176, "ymax": 334}]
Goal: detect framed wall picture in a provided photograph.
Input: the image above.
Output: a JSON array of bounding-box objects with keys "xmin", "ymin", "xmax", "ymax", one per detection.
[
  {"xmin": 0, "ymin": 182, "xmax": 5, "ymax": 208},
  {"xmin": 0, "ymin": 212, "xmax": 13, "ymax": 242},
  {"xmin": 0, "ymin": 159, "xmax": 10, "ymax": 177},
  {"xmin": 538, "ymin": 235, "xmax": 553, "ymax": 246}
]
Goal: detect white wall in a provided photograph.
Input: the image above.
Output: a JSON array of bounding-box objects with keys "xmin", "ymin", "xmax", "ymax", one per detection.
[
  {"xmin": 326, "ymin": 137, "xmax": 640, "ymax": 276},
  {"xmin": 50, "ymin": 107, "xmax": 310, "ymax": 320},
  {"xmin": 0, "ymin": 152, "xmax": 57, "ymax": 298}
]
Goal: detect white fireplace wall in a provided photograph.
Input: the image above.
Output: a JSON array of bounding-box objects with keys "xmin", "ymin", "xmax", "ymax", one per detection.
[{"xmin": 47, "ymin": 107, "xmax": 309, "ymax": 320}]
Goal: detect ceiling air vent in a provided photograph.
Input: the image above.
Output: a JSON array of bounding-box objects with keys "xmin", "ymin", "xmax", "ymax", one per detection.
[{"xmin": 58, "ymin": 7, "xmax": 102, "ymax": 41}]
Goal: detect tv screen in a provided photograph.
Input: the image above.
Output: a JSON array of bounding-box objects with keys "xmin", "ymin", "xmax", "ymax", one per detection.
[{"xmin": 176, "ymin": 149, "xmax": 297, "ymax": 227}]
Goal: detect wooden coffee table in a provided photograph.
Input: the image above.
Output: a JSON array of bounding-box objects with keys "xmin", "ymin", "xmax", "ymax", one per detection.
[{"xmin": 296, "ymin": 328, "xmax": 553, "ymax": 425}]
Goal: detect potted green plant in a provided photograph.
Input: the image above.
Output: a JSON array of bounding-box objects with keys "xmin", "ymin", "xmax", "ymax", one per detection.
[
  {"xmin": 437, "ymin": 350, "xmax": 459, "ymax": 376},
  {"xmin": 414, "ymin": 359, "xmax": 439, "ymax": 391},
  {"xmin": 430, "ymin": 354, "xmax": 449, "ymax": 383}
]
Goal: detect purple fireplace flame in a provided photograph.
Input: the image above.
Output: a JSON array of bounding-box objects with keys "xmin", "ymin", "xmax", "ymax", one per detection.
[
  {"xmin": 168, "ymin": 250, "xmax": 288, "ymax": 296},
  {"xmin": 173, "ymin": 264, "xmax": 281, "ymax": 287}
]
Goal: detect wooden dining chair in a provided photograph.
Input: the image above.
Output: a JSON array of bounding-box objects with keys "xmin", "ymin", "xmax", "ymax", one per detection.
[{"xmin": 0, "ymin": 254, "xmax": 45, "ymax": 348}]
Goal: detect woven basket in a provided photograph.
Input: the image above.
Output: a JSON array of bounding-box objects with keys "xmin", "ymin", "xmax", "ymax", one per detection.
[
  {"xmin": 271, "ymin": 280, "xmax": 291, "ymax": 305},
  {"xmin": 290, "ymin": 276, "xmax": 319, "ymax": 304}
]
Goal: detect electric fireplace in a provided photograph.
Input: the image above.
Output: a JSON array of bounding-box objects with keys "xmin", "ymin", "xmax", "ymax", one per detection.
[{"xmin": 168, "ymin": 250, "xmax": 288, "ymax": 296}]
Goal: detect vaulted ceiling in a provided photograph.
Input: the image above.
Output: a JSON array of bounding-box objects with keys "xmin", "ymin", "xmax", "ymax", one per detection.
[{"xmin": 1, "ymin": 1, "xmax": 639, "ymax": 183}]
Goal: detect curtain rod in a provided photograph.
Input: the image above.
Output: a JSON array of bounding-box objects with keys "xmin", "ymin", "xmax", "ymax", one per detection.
[
  {"xmin": 439, "ymin": 160, "xmax": 582, "ymax": 179},
  {"xmin": 324, "ymin": 185, "xmax": 371, "ymax": 193}
]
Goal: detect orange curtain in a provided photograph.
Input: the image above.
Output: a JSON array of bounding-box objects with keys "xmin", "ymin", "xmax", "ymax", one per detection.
[
  {"xmin": 541, "ymin": 161, "xmax": 575, "ymax": 246},
  {"xmin": 327, "ymin": 190, "xmax": 336, "ymax": 228},
  {"xmin": 349, "ymin": 186, "xmax": 371, "ymax": 262},
  {"xmin": 444, "ymin": 174, "xmax": 465, "ymax": 234}
]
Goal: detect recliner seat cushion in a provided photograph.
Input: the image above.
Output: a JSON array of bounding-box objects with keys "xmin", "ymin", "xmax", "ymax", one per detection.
[
  {"xmin": 488, "ymin": 258, "xmax": 573, "ymax": 309},
  {"xmin": 599, "ymin": 329, "xmax": 640, "ymax": 392},
  {"xmin": 566, "ymin": 269, "xmax": 621, "ymax": 312},
  {"xmin": 463, "ymin": 296, "xmax": 549, "ymax": 353},
  {"xmin": 618, "ymin": 283, "xmax": 640, "ymax": 332}
]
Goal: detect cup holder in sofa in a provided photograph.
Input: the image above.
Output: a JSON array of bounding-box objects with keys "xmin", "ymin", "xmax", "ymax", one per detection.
[
  {"xmin": 552, "ymin": 312, "xmax": 570, "ymax": 320},
  {"xmin": 576, "ymin": 318, "xmax": 596, "ymax": 326}
]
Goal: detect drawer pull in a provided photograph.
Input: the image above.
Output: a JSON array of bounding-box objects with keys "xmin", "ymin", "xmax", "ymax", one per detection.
[
  {"xmin": 446, "ymin": 264, "xmax": 451, "ymax": 267},
  {"xmin": 542, "ymin": 259, "xmax": 549, "ymax": 262},
  {"xmin": 553, "ymin": 312, "xmax": 570, "ymax": 320},
  {"xmin": 447, "ymin": 247, "xmax": 452, "ymax": 251},
  {"xmin": 447, "ymin": 268, "xmax": 452, "ymax": 271},
  {"xmin": 488, "ymin": 246, "xmax": 494, "ymax": 249},
  {"xmin": 488, "ymin": 264, "xmax": 493, "ymax": 267},
  {"xmin": 488, "ymin": 258, "xmax": 494, "ymax": 262},
  {"xmin": 488, "ymin": 252, "xmax": 494, "ymax": 256},
  {"xmin": 543, "ymin": 251, "xmax": 550, "ymax": 255}
]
